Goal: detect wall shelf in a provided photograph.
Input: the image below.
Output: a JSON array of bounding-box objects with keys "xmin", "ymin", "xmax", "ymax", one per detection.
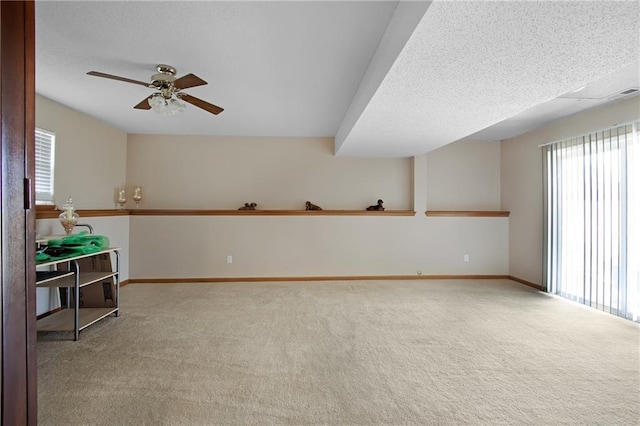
[
  {"xmin": 36, "ymin": 207, "xmax": 129, "ymax": 220},
  {"xmin": 425, "ymin": 211, "xmax": 510, "ymax": 217},
  {"xmin": 128, "ymin": 209, "xmax": 416, "ymax": 217},
  {"xmin": 36, "ymin": 208, "xmax": 512, "ymax": 219}
]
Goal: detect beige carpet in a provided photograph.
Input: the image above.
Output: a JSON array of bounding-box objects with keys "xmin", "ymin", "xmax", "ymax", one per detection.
[{"xmin": 37, "ymin": 279, "xmax": 640, "ymax": 425}]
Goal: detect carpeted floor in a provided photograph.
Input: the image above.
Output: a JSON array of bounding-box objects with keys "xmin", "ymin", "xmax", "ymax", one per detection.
[{"xmin": 37, "ymin": 279, "xmax": 640, "ymax": 425}]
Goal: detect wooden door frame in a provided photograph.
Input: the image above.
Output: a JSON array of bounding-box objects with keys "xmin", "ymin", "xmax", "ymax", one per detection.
[{"xmin": 1, "ymin": 1, "xmax": 37, "ymax": 423}]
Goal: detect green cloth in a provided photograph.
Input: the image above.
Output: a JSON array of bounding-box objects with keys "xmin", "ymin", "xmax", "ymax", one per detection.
[{"xmin": 36, "ymin": 232, "xmax": 110, "ymax": 263}]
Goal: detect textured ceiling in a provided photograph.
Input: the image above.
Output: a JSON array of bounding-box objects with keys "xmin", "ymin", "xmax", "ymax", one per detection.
[
  {"xmin": 465, "ymin": 61, "xmax": 640, "ymax": 142},
  {"xmin": 36, "ymin": 1, "xmax": 639, "ymax": 158},
  {"xmin": 336, "ymin": 0, "xmax": 640, "ymax": 156}
]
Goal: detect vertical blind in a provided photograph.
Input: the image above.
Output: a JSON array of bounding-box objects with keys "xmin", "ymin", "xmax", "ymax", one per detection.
[
  {"xmin": 543, "ymin": 121, "xmax": 639, "ymax": 322},
  {"xmin": 543, "ymin": 122, "xmax": 640, "ymax": 322},
  {"xmin": 35, "ymin": 127, "xmax": 55, "ymax": 203}
]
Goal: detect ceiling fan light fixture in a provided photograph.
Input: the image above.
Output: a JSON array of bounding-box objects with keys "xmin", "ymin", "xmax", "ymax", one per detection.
[
  {"xmin": 88, "ymin": 65, "xmax": 223, "ymax": 115},
  {"xmin": 169, "ymin": 97, "xmax": 187, "ymax": 114},
  {"xmin": 148, "ymin": 94, "xmax": 165, "ymax": 109},
  {"xmin": 148, "ymin": 93, "xmax": 186, "ymax": 116}
]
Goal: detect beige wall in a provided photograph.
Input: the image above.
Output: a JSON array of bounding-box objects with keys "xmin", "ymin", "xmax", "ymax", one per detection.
[
  {"xmin": 129, "ymin": 215, "xmax": 508, "ymax": 279},
  {"xmin": 426, "ymin": 140, "xmax": 501, "ymax": 210},
  {"xmin": 36, "ymin": 95, "xmax": 128, "ymax": 209},
  {"xmin": 36, "ymin": 96, "xmax": 130, "ymax": 314},
  {"xmin": 126, "ymin": 135, "xmax": 507, "ymax": 279},
  {"xmin": 126, "ymin": 135, "xmax": 411, "ymax": 210},
  {"xmin": 35, "ymin": 88, "xmax": 640, "ymax": 286},
  {"xmin": 36, "ymin": 95, "xmax": 508, "ymax": 284},
  {"xmin": 501, "ymin": 97, "xmax": 640, "ymax": 285}
]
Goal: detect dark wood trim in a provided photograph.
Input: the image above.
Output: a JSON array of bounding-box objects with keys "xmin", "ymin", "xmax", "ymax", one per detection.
[
  {"xmin": 1, "ymin": 1, "xmax": 37, "ymax": 422},
  {"xmin": 128, "ymin": 275, "xmax": 510, "ymax": 284},
  {"xmin": 35, "ymin": 204, "xmax": 56, "ymax": 212},
  {"xmin": 120, "ymin": 279, "xmax": 130, "ymax": 287},
  {"xmin": 24, "ymin": 3, "xmax": 37, "ymax": 421},
  {"xmin": 128, "ymin": 209, "xmax": 416, "ymax": 216},
  {"xmin": 36, "ymin": 209, "xmax": 129, "ymax": 219},
  {"xmin": 74, "ymin": 209, "xmax": 130, "ymax": 218},
  {"xmin": 508, "ymin": 275, "xmax": 543, "ymax": 290},
  {"xmin": 426, "ymin": 211, "xmax": 510, "ymax": 217}
]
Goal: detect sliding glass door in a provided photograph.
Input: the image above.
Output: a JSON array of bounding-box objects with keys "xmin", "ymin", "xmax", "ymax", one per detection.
[{"xmin": 543, "ymin": 122, "xmax": 639, "ymax": 322}]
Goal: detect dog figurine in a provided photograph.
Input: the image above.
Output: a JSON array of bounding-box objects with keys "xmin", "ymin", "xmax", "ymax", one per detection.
[
  {"xmin": 366, "ymin": 199, "xmax": 384, "ymax": 211},
  {"xmin": 305, "ymin": 201, "xmax": 323, "ymax": 211},
  {"xmin": 238, "ymin": 202, "xmax": 257, "ymax": 210}
]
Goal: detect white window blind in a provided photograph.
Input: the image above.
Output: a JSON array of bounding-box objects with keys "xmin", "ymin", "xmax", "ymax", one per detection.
[
  {"xmin": 543, "ymin": 121, "xmax": 639, "ymax": 322},
  {"xmin": 35, "ymin": 128, "xmax": 55, "ymax": 203}
]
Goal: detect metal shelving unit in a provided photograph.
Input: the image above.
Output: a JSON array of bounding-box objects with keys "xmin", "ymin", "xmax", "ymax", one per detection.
[{"xmin": 36, "ymin": 247, "xmax": 121, "ymax": 341}]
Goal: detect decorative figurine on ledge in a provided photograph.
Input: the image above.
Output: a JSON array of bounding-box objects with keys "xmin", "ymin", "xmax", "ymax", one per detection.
[
  {"xmin": 238, "ymin": 202, "xmax": 257, "ymax": 210},
  {"xmin": 366, "ymin": 199, "xmax": 385, "ymax": 211},
  {"xmin": 305, "ymin": 201, "xmax": 323, "ymax": 211}
]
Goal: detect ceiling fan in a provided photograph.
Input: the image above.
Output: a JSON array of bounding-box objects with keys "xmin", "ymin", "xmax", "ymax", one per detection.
[{"xmin": 87, "ymin": 64, "xmax": 224, "ymax": 116}]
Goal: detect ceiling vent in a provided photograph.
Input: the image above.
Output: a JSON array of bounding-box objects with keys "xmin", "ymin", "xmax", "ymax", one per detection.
[
  {"xmin": 607, "ymin": 87, "xmax": 639, "ymax": 100},
  {"xmin": 619, "ymin": 88, "xmax": 638, "ymax": 95}
]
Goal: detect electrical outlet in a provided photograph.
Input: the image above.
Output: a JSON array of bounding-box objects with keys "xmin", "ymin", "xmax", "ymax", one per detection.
[
  {"xmin": 464, "ymin": 254, "xmax": 469, "ymax": 262},
  {"xmin": 226, "ymin": 255, "xmax": 233, "ymax": 264}
]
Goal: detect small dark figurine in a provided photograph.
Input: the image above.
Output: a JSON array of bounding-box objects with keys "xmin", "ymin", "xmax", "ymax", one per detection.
[
  {"xmin": 366, "ymin": 199, "xmax": 385, "ymax": 211},
  {"xmin": 305, "ymin": 201, "xmax": 323, "ymax": 211},
  {"xmin": 238, "ymin": 202, "xmax": 257, "ymax": 210}
]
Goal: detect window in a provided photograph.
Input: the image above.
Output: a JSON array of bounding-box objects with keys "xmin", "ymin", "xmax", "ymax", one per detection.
[
  {"xmin": 543, "ymin": 122, "xmax": 639, "ymax": 322},
  {"xmin": 35, "ymin": 128, "xmax": 55, "ymax": 204}
]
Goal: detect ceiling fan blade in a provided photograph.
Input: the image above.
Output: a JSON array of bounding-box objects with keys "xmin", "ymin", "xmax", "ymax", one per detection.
[
  {"xmin": 133, "ymin": 96, "xmax": 152, "ymax": 110},
  {"xmin": 87, "ymin": 71, "xmax": 150, "ymax": 88},
  {"xmin": 173, "ymin": 73, "xmax": 208, "ymax": 90},
  {"xmin": 180, "ymin": 93, "xmax": 224, "ymax": 115}
]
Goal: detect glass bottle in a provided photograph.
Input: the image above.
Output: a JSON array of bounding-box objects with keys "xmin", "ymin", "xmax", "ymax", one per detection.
[
  {"xmin": 117, "ymin": 188, "xmax": 127, "ymax": 210},
  {"xmin": 58, "ymin": 197, "xmax": 79, "ymax": 235},
  {"xmin": 132, "ymin": 186, "xmax": 143, "ymax": 208}
]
